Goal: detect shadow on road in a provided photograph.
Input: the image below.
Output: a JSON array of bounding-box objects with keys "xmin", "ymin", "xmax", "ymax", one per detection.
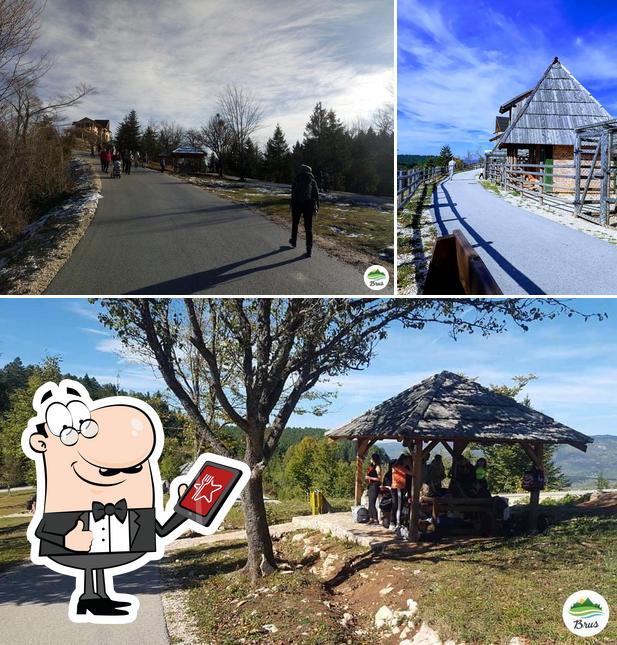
[
  {"xmin": 128, "ymin": 245, "xmax": 307, "ymax": 294},
  {"xmin": 434, "ymin": 183, "xmax": 545, "ymax": 295},
  {"xmin": 0, "ymin": 562, "xmax": 165, "ymax": 607}
]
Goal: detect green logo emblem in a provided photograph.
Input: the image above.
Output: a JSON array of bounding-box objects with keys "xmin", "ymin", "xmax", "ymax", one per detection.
[{"xmin": 568, "ymin": 597, "xmax": 605, "ymax": 620}]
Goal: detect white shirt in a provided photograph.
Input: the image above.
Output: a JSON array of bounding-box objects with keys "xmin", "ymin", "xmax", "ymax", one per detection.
[
  {"xmin": 448, "ymin": 160, "xmax": 456, "ymax": 169},
  {"xmin": 89, "ymin": 511, "xmax": 130, "ymax": 553}
]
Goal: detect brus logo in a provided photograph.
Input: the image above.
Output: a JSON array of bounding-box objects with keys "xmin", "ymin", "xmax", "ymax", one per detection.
[
  {"xmin": 364, "ymin": 265, "xmax": 389, "ymax": 291},
  {"xmin": 562, "ymin": 590, "xmax": 609, "ymax": 637}
]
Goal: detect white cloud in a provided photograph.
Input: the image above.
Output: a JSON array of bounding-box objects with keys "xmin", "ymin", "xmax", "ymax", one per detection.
[
  {"xmin": 397, "ymin": 0, "xmax": 617, "ymax": 154},
  {"xmin": 35, "ymin": 0, "xmax": 393, "ymax": 145}
]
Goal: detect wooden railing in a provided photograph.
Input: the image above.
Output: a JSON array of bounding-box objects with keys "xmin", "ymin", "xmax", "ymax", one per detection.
[
  {"xmin": 483, "ymin": 159, "xmax": 617, "ymax": 225},
  {"xmin": 397, "ymin": 166, "xmax": 445, "ymax": 208}
]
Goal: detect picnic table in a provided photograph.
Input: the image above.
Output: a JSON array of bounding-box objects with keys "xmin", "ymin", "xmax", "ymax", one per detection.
[{"xmin": 421, "ymin": 495, "xmax": 500, "ymax": 535}]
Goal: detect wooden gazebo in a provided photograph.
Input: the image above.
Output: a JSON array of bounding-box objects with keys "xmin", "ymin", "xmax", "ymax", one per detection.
[{"xmin": 325, "ymin": 371, "xmax": 593, "ymax": 541}]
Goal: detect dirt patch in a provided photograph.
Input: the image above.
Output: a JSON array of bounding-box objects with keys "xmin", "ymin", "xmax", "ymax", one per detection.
[
  {"xmin": 577, "ymin": 491, "xmax": 617, "ymax": 510},
  {"xmin": 0, "ymin": 153, "xmax": 102, "ymax": 294}
]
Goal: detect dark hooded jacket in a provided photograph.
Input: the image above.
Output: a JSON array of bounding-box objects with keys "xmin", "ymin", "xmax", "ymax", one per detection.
[{"xmin": 291, "ymin": 166, "xmax": 319, "ymax": 212}]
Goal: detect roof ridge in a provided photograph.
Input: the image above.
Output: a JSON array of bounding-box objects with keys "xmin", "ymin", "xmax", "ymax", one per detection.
[{"xmin": 492, "ymin": 58, "xmax": 610, "ymax": 150}]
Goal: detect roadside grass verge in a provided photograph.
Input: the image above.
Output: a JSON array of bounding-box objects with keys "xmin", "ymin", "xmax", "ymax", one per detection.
[
  {"xmin": 0, "ymin": 490, "xmax": 33, "ymax": 572},
  {"xmin": 392, "ymin": 515, "xmax": 617, "ymax": 644},
  {"xmin": 480, "ymin": 179, "xmax": 502, "ymax": 195},
  {"xmin": 177, "ymin": 175, "xmax": 393, "ymax": 270},
  {"xmin": 397, "ymin": 178, "xmax": 441, "ymax": 293},
  {"xmin": 162, "ymin": 536, "xmax": 368, "ymax": 645}
]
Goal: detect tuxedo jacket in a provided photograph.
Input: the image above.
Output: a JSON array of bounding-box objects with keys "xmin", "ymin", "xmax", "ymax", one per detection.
[{"xmin": 35, "ymin": 508, "xmax": 177, "ymax": 557}]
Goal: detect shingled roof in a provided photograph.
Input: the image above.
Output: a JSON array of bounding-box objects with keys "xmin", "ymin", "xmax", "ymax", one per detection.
[
  {"xmin": 494, "ymin": 57, "xmax": 611, "ymax": 147},
  {"xmin": 326, "ymin": 371, "xmax": 592, "ymax": 451}
]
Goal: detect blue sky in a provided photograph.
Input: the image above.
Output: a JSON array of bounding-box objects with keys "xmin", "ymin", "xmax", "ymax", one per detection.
[
  {"xmin": 398, "ymin": 0, "xmax": 617, "ymax": 156},
  {"xmin": 34, "ymin": 0, "xmax": 393, "ymax": 146},
  {"xmin": 0, "ymin": 299, "xmax": 615, "ymax": 438}
]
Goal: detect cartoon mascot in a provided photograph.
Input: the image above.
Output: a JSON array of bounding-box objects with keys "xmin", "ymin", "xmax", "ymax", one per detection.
[{"xmin": 22, "ymin": 379, "xmax": 249, "ymax": 624}]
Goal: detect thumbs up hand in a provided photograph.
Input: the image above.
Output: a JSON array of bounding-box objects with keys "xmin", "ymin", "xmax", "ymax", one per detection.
[{"xmin": 64, "ymin": 519, "xmax": 93, "ymax": 552}]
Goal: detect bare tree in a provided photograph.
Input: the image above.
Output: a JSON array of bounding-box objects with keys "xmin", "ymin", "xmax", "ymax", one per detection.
[
  {"xmin": 218, "ymin": 84, "xmax": 264, "ymax": 180},
  {"xmin": 0, "ymin": 0, "xmax": 49, "ymax": 104},
  {"xmin": 373, "ymin": 103, "xmax": 394, "ymax": 136},
  {"xmin": 97, "ymin": 298, "xmax": 598, "ymax": 581},
  {"xmin": 199, "ymin": 113, "xmax": 232, "ymax": 177},
  {"xmin": 157, "ymin": 120, "xmax": 185, "ymax": 153},
  {"xmin": 8, "ymin": 81, "xmax": 94, "ymax": 142}
]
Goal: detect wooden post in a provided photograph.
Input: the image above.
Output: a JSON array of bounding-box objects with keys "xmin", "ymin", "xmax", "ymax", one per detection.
[
  {"xmin": 409, "ymin": 438, "xmax": 424, "ymax": 542},
  {"xmin": 527, "ymin": 442, "xmax": 544, "ymax": 532},
  {"xmin": 574, "ymin": 137, "xmax": 581, "ymax": 215},
  {"xmin": 354, "ymin": 438, "xmax": 368, "ymax": 505},
  {"xmin": 600, "ymin": 130, "xmax": 610, "ymax": 227}
]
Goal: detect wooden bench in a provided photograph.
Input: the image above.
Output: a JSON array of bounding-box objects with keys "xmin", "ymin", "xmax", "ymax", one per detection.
[
  {"xmin": 423, "ymin": 229, "xmax": 503, "ymax": 295},
  {"xmin": 421, "ymin": 496, "xmax": 499, "ymax": 535}
]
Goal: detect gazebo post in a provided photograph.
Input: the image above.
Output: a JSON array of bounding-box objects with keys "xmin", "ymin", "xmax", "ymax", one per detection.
[
  {"xmin": 355, "ymin": 438, "xmax": 369, "ymax": 505},
  {"xmin": 409, "ymin": 438, "xmax": 423, "ymax": 541},
  {"xmin": 527, "ymin": 441, "xmax": 544, "ymax": 532}
]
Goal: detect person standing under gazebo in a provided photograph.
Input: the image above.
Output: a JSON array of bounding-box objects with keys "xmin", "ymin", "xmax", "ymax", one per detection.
[{"xmin": 365, "ymin": 453, "xmax": 382, "ymax": 525}]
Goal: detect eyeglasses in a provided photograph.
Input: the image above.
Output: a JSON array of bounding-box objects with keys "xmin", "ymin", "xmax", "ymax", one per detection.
[
  {"xmin": 45, "ymin": 401, "xmax": 100, "ymax": 446},
  {"xmin": 59, "ymin": 419, "xmax": 100, "ymax": 446}
]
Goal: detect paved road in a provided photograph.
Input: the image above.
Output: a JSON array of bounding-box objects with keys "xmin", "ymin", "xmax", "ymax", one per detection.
[
  {"xmin": 431, "ymin": 170, "xmax": 617, "ymax": 294},
  {"xmin": 46, "ymin": 159, "xmax": 382, "ymax": 295},
  {"xmin": 0, "ymin": 562, "xmax": 169, "ymax": 644}
]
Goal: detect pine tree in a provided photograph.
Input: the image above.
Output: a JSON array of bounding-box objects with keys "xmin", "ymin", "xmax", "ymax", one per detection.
[
  {"xmin": 141, "ymin": 124, "xmax": 159, "ymax": 160},
  {"xmin": 263, "ymin": 124, "xmax": 292, "ymax": 183},
  {"xmin": 302, "ymin": 103, "xmax": 350, "ymax": 191},
  {"xmin": 438, "ymin": 145, "xmax": 454, "ymax": 167},
  {"xmin": 115, "ymin": 110, "xmax": 142, "ymax": 154}
]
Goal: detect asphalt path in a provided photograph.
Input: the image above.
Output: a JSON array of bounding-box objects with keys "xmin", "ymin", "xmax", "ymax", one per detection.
[
  {"xmin": 47, "ymin": 159, "xmax": 384, "ymax": 295},
  {"xmin": 0, "ymin": 561, "xmax": 169, "ymax": 644},
  {"xmin": 431, "ymin": 170, "xmax": 617, "ymax": 294}
]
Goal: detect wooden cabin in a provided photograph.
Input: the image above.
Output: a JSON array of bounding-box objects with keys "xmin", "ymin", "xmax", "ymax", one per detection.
[
  {"xmin": 491, "ymin": 58, "xmax": 611, "ymax": 193},
  {"xmin": 72, "ymin": 117, "xmax": 111, "ymax": 143}
]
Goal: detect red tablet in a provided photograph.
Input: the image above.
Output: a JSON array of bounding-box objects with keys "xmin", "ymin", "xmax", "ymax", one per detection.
[{"xmin": 174, "ymin": 460, "xmax": 243, "ymax": 527}]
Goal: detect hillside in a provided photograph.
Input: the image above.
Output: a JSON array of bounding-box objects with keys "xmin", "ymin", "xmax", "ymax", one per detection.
[
  {"xmin": 553, "ymin": 435, "xmax": 617, "ymax": 487},
  {"xmin": 397, "ymin": 154, "xmax": 437, "ymax": 169}
]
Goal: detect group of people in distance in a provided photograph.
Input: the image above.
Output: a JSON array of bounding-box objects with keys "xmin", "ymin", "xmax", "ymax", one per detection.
[
  {"xmin": 98, "ymin": 147, "xmax": 149, "ymax": 177},
  {"xmin": 364, "ymin": 452, "xmax": 495, "ymax": 532}
]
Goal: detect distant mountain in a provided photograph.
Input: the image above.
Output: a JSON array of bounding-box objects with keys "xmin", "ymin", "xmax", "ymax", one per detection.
[{"xmin": 553, "ymin": 435, "xmax": 617, "ymax": 487}]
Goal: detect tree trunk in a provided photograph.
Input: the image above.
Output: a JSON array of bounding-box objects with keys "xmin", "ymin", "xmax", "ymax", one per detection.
[{"xmin": 241, "ymin": 468, "xmax": 276, "ymax": 581}]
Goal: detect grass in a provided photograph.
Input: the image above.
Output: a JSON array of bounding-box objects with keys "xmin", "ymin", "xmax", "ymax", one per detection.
[
  {"xmin": 394, "ymin": 515, "xmax": 617, "ymax": 644},
  {"xmin": 176, "ymin": 175, "xmax": 393, "ymax": 269},
  {"xmin": 397, "ymin": 178, "xmax": 441, "ymax": 292},
  {"xmin": 162, "ymin": 531, "xmax": 369, "ymax": 644},
  {"xmin": 480, "ymin": 179, "xmax": 502, "ymax": 195},
  {"xmin": 0, "ymin": 489, "xmax": 33, "ymax": 572}
]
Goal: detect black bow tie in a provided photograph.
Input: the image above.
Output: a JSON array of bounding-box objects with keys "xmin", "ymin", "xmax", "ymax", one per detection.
[{"xmin": 92, "ymin": 499, "xmax": 128, "ymax": 523}]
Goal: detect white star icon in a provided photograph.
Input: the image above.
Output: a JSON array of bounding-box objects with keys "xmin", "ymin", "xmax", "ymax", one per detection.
[{"xmin": 191, "ymin": 473, "xmax": 223, "ymax": 504}]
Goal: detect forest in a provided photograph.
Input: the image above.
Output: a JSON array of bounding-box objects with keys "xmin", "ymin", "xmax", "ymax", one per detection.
[
  {"xmin": 0, "ymin": 356, "xmax": 571, "ymax": 500},
  {"xmin": 113, "ymin": 97, "xmax": 393, "ymax": 196}
]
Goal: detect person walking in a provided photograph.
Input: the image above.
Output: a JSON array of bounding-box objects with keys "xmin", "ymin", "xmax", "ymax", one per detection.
[
  {"xmin": 160, "ymin": 157, "xmax": 166, "ymax": 173},
  {"xmin": 123, "ymin": 151, "xmax": 132, "ymax": 175},
  {"xmin": 99, "ymin": 148, "xmax": 106, "ymax": 172},
  {"xmin": 448, "ymin": 157, "xmax": 456, "ymax": 181},
  {"xmin": 290, "ymin": 164, "xmax": 319, "ymax": 257}
]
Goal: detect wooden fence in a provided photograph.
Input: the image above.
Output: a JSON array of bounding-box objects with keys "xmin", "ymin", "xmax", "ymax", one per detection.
[
  {"xmin": 484, "ymin": 158, "xmax": 616, "ymax": 226},
  {"xmin": 397, "ymin": 166, "xmax": 445, "ymax": 208}
]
